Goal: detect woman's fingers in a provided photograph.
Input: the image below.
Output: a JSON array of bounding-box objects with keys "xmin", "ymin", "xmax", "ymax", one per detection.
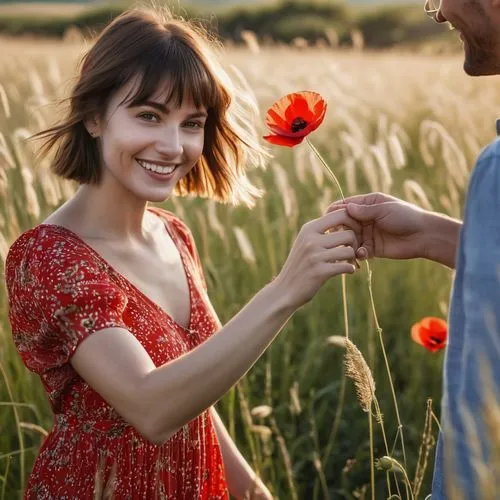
[
  {"xmin": 324, "ymin": 192, "xmax": 397, "ymax": 214},
  {"xmin": 278, "ymin": 210, "xmax": 364, "ymax": 308},
  {"xmin": 323, "ymin": 245, "xmax": 356, "ymax": 263},
  {"xmin": 321, "ymin": 229, "xmax": 359, "ymax": 251},
  {"xmin": 310, "ymin": 208, "xmax": 362, "ymax": 235},
  {"xmin": 323, "ymin": 261, "xmax": 356, "ymax": 275},
  {"xmin": 325, "ymin": 195, "xmax": 373, "ymax": 213},
  {"xmin": 326, "ymin": 202, "xmax": 347, "ymax": 213}
]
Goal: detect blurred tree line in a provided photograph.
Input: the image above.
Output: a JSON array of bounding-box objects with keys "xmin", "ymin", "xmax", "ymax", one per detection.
[{"xmin": 0, "ymin": 0, "xmax": 454, "ymax": 49}]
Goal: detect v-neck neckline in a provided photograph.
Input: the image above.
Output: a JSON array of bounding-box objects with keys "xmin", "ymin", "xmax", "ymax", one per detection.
[{"xmin": 38, "ymin": 207, "xmax": 194, "ymax": 334}]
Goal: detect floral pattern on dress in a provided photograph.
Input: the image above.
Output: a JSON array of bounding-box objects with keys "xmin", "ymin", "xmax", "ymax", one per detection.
[{"xmin": 5, "ymin": 207, "xmax": 228, "ymax": 499}]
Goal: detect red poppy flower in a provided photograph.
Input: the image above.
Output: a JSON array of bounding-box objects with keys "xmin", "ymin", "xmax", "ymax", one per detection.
[
  {"xmin": 411, "ymin": 317, "xmax": 447, "ymax": 353},
  {"xmin": 263, "ymin": 91, "xmax": 327, "ymax": 147}
]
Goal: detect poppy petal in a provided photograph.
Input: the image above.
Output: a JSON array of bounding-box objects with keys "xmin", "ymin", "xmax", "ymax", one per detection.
[
  {"xmin": 265, "ymin": 108, "xmax": 290, "ymax": 133},
  {"xmin": 313, "ymin": 99, "xmax": 326, "ymax": 117},
  {"xmin": 263, "ymin": 134, "xmax": 305, "ymax": 147},
  {"xmin": 301, "ymin": 91, "xmax": 325, "ymax": 119},
  {"xmin": 264, "ymin": 91, "xmax": 327, "ymax": 144},
  {"xmin": 284, "ymin": 94, "xmax": 314, "ymax": 124},
  {"xmin": 310, "ymin": 101, "xmax": 327, "ymax": 131},
  {"xmin": 299, "ymin": 104, "xmax": 327, "ymax": 136},
  {"xmin": 411, "ymin": 322, "xmax": 424, "ymax": 345},
  {"xmin": 295, "ymin": 94, "xmax": 315, "ymax": 120},
  {"xmin": 271, "ymin": 95, "xmax": 296, "ymax": 124},
  {"xmin": 266, "ymin": 124, "xmax": 300, "ymax": 138},
  {"xmin": 411, "ymin": 317, "xmax": 447, "ymax": 352},
  {"xmin": 267, "ymin": 100, "xmax": 327, "ymax": 138},
  {"xmin": 428, "ymin": 318, "xmax": 447, "ymax": 331}
]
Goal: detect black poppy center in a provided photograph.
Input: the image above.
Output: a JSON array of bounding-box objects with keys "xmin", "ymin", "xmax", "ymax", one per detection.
[{"xmin": 291, "ymin": 117, "xmax": 308, "ymax": 133}]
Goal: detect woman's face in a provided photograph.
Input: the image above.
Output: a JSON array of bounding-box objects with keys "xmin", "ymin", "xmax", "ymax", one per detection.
[{"xmin": 91, "ymin": 78, "xmax": 208, "ymax": 203}]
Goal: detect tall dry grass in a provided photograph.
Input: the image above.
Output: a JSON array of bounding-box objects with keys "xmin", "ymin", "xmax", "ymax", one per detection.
[{"xmin": 2, "ymin": 37, "xmax": 500, "ymax": 498}]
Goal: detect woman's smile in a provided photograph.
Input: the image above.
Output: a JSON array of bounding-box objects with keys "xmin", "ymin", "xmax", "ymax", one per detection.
[{"xmin": 136, "ymin": 158, "xmax": 180, "ymax": 181}]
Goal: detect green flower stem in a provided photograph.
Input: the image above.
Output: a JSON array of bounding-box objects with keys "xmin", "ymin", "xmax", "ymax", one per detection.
[
  {"xmin": 306, "ymin": 136, "xmax": 352, "ymax": 498},
  {"xmin": 305, "ymin": 137, "xmax": 345, "ymax": 202},
  {"xmin": 373, "ymin": 398, "xmax": 393, "ymax": 496},
  {"xmin": 367, "ymin": 263, "xmax": 408, "ymax": 469},
  {"xmin": 369, "ymin": 407, "xmax": 375, "ymax": 500},
  {"xmin": 0, "ymin": 360, "xmax": 25, "ymax": 493},
  {"xmin": 316, "ymin": 276, "xmax": 350, "ymax": 494},
  {"xmin": 305, "ymin": 135, "xmax": 408, "ymax": 496}
]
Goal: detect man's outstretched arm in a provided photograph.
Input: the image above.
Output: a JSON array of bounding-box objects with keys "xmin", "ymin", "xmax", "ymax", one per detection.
[
  {"xmin": 326, "ymin": 192, "xmax": 461, "ymax": 269},
  {"xmin": 420, "ymin": 211, "xmax": 462, "ymax": 269}
]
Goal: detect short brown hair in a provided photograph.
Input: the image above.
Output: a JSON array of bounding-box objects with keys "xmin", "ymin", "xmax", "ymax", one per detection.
[{"xmin": 33, "ymin": 7, "xmax": 268, "ymax": 206}]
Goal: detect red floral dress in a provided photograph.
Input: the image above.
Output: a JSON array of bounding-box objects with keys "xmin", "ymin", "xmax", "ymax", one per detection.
[{"xmin": 5, "ymin": 207, "xmax": 229, "ymax": 499}]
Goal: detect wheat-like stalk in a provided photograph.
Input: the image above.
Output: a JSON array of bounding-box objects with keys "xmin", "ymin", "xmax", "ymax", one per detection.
[
  {"xmin": 328, "ymin": 336, "xmax": 375, "ymax": 412},
  {"xmin": 413, "ymin": 399, "xmax": 437, "ymax": 497}
]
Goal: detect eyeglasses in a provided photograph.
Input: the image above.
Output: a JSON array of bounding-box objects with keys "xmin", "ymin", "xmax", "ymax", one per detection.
[{"xmin": 424, "ymin": 0, "xmax": 442, "ymax": 20}]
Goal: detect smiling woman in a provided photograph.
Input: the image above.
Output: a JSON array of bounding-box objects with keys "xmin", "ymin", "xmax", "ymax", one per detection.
[
  {"xmin": 4, "ymin": 5, "xmax": 363, "ymax": 500},
  {"xmin": 32, "ymin": 7, "xmax": 264, "ymax": 207}
]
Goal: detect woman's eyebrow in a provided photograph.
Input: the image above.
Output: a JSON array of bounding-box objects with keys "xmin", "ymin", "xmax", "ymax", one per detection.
[
  {"xmin": 129, "ymin": 100, "xmax": 168, "ymax": 112},
  {"xmin": 186, "ymin": 111, "xmax": 208, "ymax": 119},
  {"xmin": 133, "ymin": 100, "xmax": 208, "ymax": 119}
]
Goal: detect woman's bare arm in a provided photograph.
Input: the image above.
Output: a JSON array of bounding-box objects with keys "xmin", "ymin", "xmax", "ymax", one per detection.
[
  {"xmin": 210, "ymin": 407, "xmax": 272, "ymax": 499},
  {"xmin": 72, "ymin": 281, "xmax": 290, "ymax": 443},
  {"xmin": 70, "ymin": 209, "xmax": 360, "ymax": 444}
]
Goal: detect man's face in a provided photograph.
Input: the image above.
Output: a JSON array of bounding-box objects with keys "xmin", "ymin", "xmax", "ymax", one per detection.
[{"xmin": 436, "ymin": 0, "xmax": 500, "ymax": 76}]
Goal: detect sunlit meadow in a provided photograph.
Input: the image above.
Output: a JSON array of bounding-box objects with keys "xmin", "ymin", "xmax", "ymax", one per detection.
[{"xmin": 1, "ymin": 35, "xmax": 499, "ymax": 498}]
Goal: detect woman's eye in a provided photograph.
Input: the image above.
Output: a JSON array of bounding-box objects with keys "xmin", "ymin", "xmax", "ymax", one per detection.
[
  {"xmin": 138, "ymin": 112, "xmax": 159, "ymax": 122},
  {"xmin": 184, "ymin": 121, "xmax": 204, "ymax": 129}
]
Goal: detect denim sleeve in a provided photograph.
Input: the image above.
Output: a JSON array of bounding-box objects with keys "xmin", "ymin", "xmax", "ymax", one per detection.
[{"xmin": 455, "ymin": 151, "xmax": 500, "ymax": 495}]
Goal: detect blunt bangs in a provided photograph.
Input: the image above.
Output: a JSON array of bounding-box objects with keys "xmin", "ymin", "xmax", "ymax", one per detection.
[{"xmin": 120, "ymin": 35, "xmax": 221, "ymax": 112}]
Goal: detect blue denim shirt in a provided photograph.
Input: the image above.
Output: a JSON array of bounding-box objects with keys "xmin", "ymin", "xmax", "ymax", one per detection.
[{"xmin": 431, "ymin": 126, "xmax": 500, "ymax": 498}]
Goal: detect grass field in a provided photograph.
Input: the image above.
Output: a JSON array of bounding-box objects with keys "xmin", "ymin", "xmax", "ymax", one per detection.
[
  {"xmin": 0, "ymin": 0, "xmax": 276, "ymax": 17},
  {"xmin": 1, "ymin": 35, "xmax": 498, "ymax": 498},
  {"xmin": 0, "ymin": 2, "xmax": 91, "ymax": 17}
]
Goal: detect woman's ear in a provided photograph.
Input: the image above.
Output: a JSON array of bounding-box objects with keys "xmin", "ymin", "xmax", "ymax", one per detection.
[{"xmin": 84, "ymin": 115, "xmax": 102, "ymax": 139}]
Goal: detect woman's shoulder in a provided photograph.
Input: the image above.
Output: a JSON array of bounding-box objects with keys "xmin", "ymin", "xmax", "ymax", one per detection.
[
  {"xmin": 5, "ymin": 224, "xmax": 99, "ymax": 289},
  {"xmin": 7, "ymin": 223, "xmax": 90, "ymax": 261}
]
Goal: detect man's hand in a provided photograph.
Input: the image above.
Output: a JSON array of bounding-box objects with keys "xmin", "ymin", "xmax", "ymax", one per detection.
[
  {"xmin": 326, "ymin": 192, "xmax": 428, "ymax": 260},
  {"xmin": 326, "ymin": 192, "xmax": 461, "ymax": 268}
]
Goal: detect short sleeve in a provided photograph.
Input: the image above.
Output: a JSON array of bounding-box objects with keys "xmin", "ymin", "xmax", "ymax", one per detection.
[{"xmin": 5, "ymin": 227, "xmax": 129, "ymax": 375}]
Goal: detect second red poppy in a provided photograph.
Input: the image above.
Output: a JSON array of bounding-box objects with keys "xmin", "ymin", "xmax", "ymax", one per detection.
[
  {"xmin": 411, "ymin": 317, "xmax": 447, "ymax": 353},
  {"xmin": 263, "ymin": 91, "xmax": 327, "ymax": 147}
]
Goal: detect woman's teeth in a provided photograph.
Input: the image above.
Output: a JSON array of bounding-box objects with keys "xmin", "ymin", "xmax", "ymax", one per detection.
[{"xmin": 137, "ymin": 160, "xmax": 176, "ymax": 174}]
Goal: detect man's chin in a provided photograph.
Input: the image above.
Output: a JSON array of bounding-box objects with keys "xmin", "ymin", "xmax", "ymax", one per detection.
[
  {"xmin": 463, "ymin": 41, "xmax": 500, "ymax": 76},
  {"xmin": 463, "ymin": 61, "xmax": 484, "ymax": 76},
  {"xmin": 463, "ymin": 59, "xmax": 499, "ymax": 76}
]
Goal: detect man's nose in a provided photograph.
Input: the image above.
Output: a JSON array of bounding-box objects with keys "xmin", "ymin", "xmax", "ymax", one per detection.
[{"xmin": 435, "ymin": 9, "xmax": 447, "ymax": 23}]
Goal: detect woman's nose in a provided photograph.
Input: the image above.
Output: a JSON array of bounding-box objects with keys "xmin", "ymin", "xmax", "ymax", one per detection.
[{"xmin": 155, "ymin": 128, "xmax": 183, "ymax": 159}]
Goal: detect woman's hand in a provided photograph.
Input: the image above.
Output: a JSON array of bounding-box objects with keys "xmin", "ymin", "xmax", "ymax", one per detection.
[
  {"xmin": 273, "ymin": 208, "xmax": 361, "ymax": 309},
  {"xmin": 326, "ymin": 192, "xmax": 428, "ymax": 260},
  {"xmin": 244, "ymin": 477, "xmax": 273, "ymax": 500}
]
